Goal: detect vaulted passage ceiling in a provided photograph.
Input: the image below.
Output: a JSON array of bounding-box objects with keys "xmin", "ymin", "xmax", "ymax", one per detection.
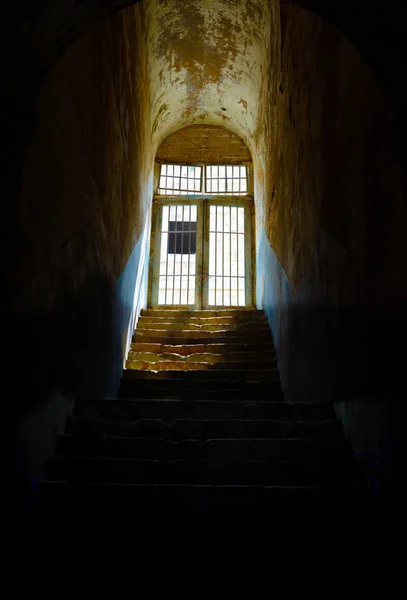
[{"xmin": 146, "ymin": 0, "xmax": 272, "ymax": 152}]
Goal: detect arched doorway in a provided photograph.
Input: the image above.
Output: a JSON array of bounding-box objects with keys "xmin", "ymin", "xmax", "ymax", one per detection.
[{"xmin": 148, "ymin": 125, "xmax": 255, "ymax": 310}]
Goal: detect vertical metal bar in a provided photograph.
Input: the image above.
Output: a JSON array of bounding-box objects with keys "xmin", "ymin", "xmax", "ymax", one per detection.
[
  {"xmin": 229, "ymin": 206, "xmax": 232, "ymax": 307},
  {"xmin": 214, "ymin": 203, "xmax": 217, "ymax": 305},
  {"xmin": 222, "ymin": 206, "xmax": 225, "ymax": 306},
  {"xmin": 180, "ymin": 204, "xmax": 184, "ymax": 304},
  {"xmin": 172, "ymin": 205, "xmax": 177, "ymax": 304},
  {"xmin": 187, "ymin": 205, "xmax": 191, "ymax": 305},
  {"xmin": 164, "ymin": 204, "xmax": 168, "ymax": 305}
]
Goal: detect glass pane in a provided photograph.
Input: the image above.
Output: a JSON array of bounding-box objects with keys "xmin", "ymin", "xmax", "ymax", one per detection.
[
  {"xmin": 216, "ymin": 206, "xmax": 223, "ymax": 232},
  {"xmin": 231, "ymin": 277, "xmax": 238, "ymax": 306},
  {"xmin": 238, "ymin": 278, "xmax": 245, "ymax": 306},
  {"xmin": 161, "ymin": 165, "xmax": 167, "ymax": 176},
  {"xmin": 167, "ymin": 165, "xmax": 173, "ymax": 176},
  {"xmin": 174, "ymin": 165, "xmax": 181, "ymax": 176},
  {"xmin": 224, "ymin": 206, "xmax": 230, "ymax": 232},
  {"xmin": 231, "ymin": 207, "xmax": 238, "ymax": 232},
  {"xmin": 231, "ymin": 233, "xmax": 238, "ymax": 276},
  {"xmin": 238, "ymin": 233, "xmax": 245, "ymax": 277},
  {"xmin": 238, "ymin": 207, "xmax": 245, "ymax": 233},
  {"xmin": 216, "ymin": 278, "xmax": 223, "ymax": 305},
  {"xmin": 224, "ymin": 233, "xmax": 231, "ymax": 276},
  {"xmin": 210, "ymin": 205, "xmax": 216, "ymax": 231},
  {"xmin": 216, "ymin": 231, "xmax": 223, "ymax": 276},
  {"xmin": 162, "ymin": 206, "xmax": 169, "ymax": 231},
  {"xmin": 158, "ymin": 276, "xmax": 166, "ymax": 304}
]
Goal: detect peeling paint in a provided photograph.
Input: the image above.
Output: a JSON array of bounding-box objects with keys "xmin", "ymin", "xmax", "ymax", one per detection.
[
  {"xmin": 152, "ymin": 102, "xmax": 169, "ymax": 134},
  {"xmin": 146, "ymin": 0, "xmax": 271, "ymax": 152}
]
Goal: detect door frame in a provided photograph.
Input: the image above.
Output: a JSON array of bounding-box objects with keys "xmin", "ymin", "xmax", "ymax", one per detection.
[{"xmin": 148, "ymin": 195, "xmax": 255, "ymax": 310}]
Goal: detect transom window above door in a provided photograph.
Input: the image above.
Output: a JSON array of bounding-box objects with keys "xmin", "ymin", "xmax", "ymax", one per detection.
[{"xmin": 158, "ymin": 164, "xmax": 249, "ymax": 196}]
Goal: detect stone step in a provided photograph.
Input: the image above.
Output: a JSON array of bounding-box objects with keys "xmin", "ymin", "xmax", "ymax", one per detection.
[
  {"xmin": 45, "ymin": 455, "xmax": 361, "ymax": 486},
  {"xmin": 132, "ymin": 330, "xmax": 272, "ymax": 342},
  {"xmin": 56, "ymin": 433, "xmax": 352, "ymax": 462},
  {"xmin": 138, "ymin": 315, "xmax": 268, "ymax": 324},
  {"xmin": 141, "ymin": 308, "xmax": 262, "ymax": 318},
  {"xmin": 126, "ymin": 350, "xmax": 277, "ymax": 365},
  {"xmin": 124, "ymin": 363, "xmax": 278, "ymax": 374},
  {"xmin": 35, "ymin": 481, "xmax": 373, "ymax": 511},
  {"xmin": 129, "ymin": 342, "xmax": 275, "ymax": 355},
  {"xmin": 66, "ymin": 416, "xmax": 344, "ymax": 441},
  {"xmin": 75, "ymin": 399, "xmax": 336, "ymax": 422},
  {"xmin": 136, "ymin": 321, "xmax": 270, "ymax": 332},
  {"xmin": 118, "ymin": 388, "xmax": 283, "ymax": 400},
  {"xmin": 121, "ymin": 371, "xmax": 279, "ymax": 383}
]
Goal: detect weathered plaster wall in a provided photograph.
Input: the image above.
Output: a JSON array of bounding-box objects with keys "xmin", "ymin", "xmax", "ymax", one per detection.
[
  {"xmin": 146, "ymin": 0, "xmax": 272, "ymax": 150},
  {"xmin": 10, "ymin": 4, "xmax": 153, "ymax": 494},
  {"xmin": 257, "ymin": 4, "xmax": 407, "ymax": 497}
]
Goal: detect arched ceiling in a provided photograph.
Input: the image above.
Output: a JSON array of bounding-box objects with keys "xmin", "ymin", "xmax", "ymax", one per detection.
[{"xmin": 146, "ymin": 0, "xmax": 273, "ymax": 153}]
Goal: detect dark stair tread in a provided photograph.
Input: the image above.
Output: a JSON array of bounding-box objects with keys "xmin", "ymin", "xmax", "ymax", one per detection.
[
  {"xmin": 66, "ymin": 415, "xmax": 343, "ymax": 440},
  {"xmin": 122, "ymin": 368, "xmax": 279, "ymax": 379},
  {"xmin": 45, "ymin": 455, "xmax": 364, "ymax": 485},
  {"xmin": 56, "ymin": 433, "xmax": 352, "ymax": 461},
  {"xmin": 75, "ymin": 399, "xmax": 335, "ymax": 420}
]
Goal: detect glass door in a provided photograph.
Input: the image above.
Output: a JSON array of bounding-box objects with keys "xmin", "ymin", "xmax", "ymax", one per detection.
[
  {"xmin": 150, "ymin": 200, "xmax": 204, "ymax": 309},
  {"xmin": 203, "ymin": 201, "xmax": 252, "ymax": 308},
  {"xmin": 149, "ymin": 198, "xmax": 253, "ymax": 310}
]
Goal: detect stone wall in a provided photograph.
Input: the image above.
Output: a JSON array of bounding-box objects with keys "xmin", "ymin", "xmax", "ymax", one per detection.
[
  {"xmin": 156, "ymin": 125, "xmax": 251, "ymax": 165},
  {"xmin": 257, "ymin": 5, "xmax": 407, "ymax": 498},
  {"xmin": 9, "ymin": 4, "xmax": 153, "ymax": 495}
]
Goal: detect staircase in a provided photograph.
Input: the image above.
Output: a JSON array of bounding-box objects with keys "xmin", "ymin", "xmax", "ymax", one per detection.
[{"xmin": 35, "ymin": 308, "xmax": 371, "ymax": 512}]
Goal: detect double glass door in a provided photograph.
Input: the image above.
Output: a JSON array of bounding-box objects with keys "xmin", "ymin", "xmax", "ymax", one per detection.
[{"xmin": 149, "ymin": 198, "xmax": 253, "ymax": 309}]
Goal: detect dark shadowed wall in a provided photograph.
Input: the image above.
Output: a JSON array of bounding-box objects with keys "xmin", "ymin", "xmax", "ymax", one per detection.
[
  {"xmin": 256, "ymin": 5, "xmax": 407, "ymax": 499},
  {"xmin": 9, "ymin": 4, "xmax": 153, "ymax": 493}
]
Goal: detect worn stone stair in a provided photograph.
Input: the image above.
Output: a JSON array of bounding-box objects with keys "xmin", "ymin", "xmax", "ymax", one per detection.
[{"xmin": 35, "ymin": 308, "xmax": 371, "ymax": 512}]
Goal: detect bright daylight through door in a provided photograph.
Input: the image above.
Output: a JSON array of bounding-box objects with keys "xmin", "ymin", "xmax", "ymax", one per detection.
[{"xmin": 150, "ymin": 163, "xmax": 253, "ymax": 309}]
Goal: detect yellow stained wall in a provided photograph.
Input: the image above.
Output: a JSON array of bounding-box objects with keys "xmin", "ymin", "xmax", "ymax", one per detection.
[{"xmin": 17, "ymin": 5, "xmax": 153, "ymax": 315}]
